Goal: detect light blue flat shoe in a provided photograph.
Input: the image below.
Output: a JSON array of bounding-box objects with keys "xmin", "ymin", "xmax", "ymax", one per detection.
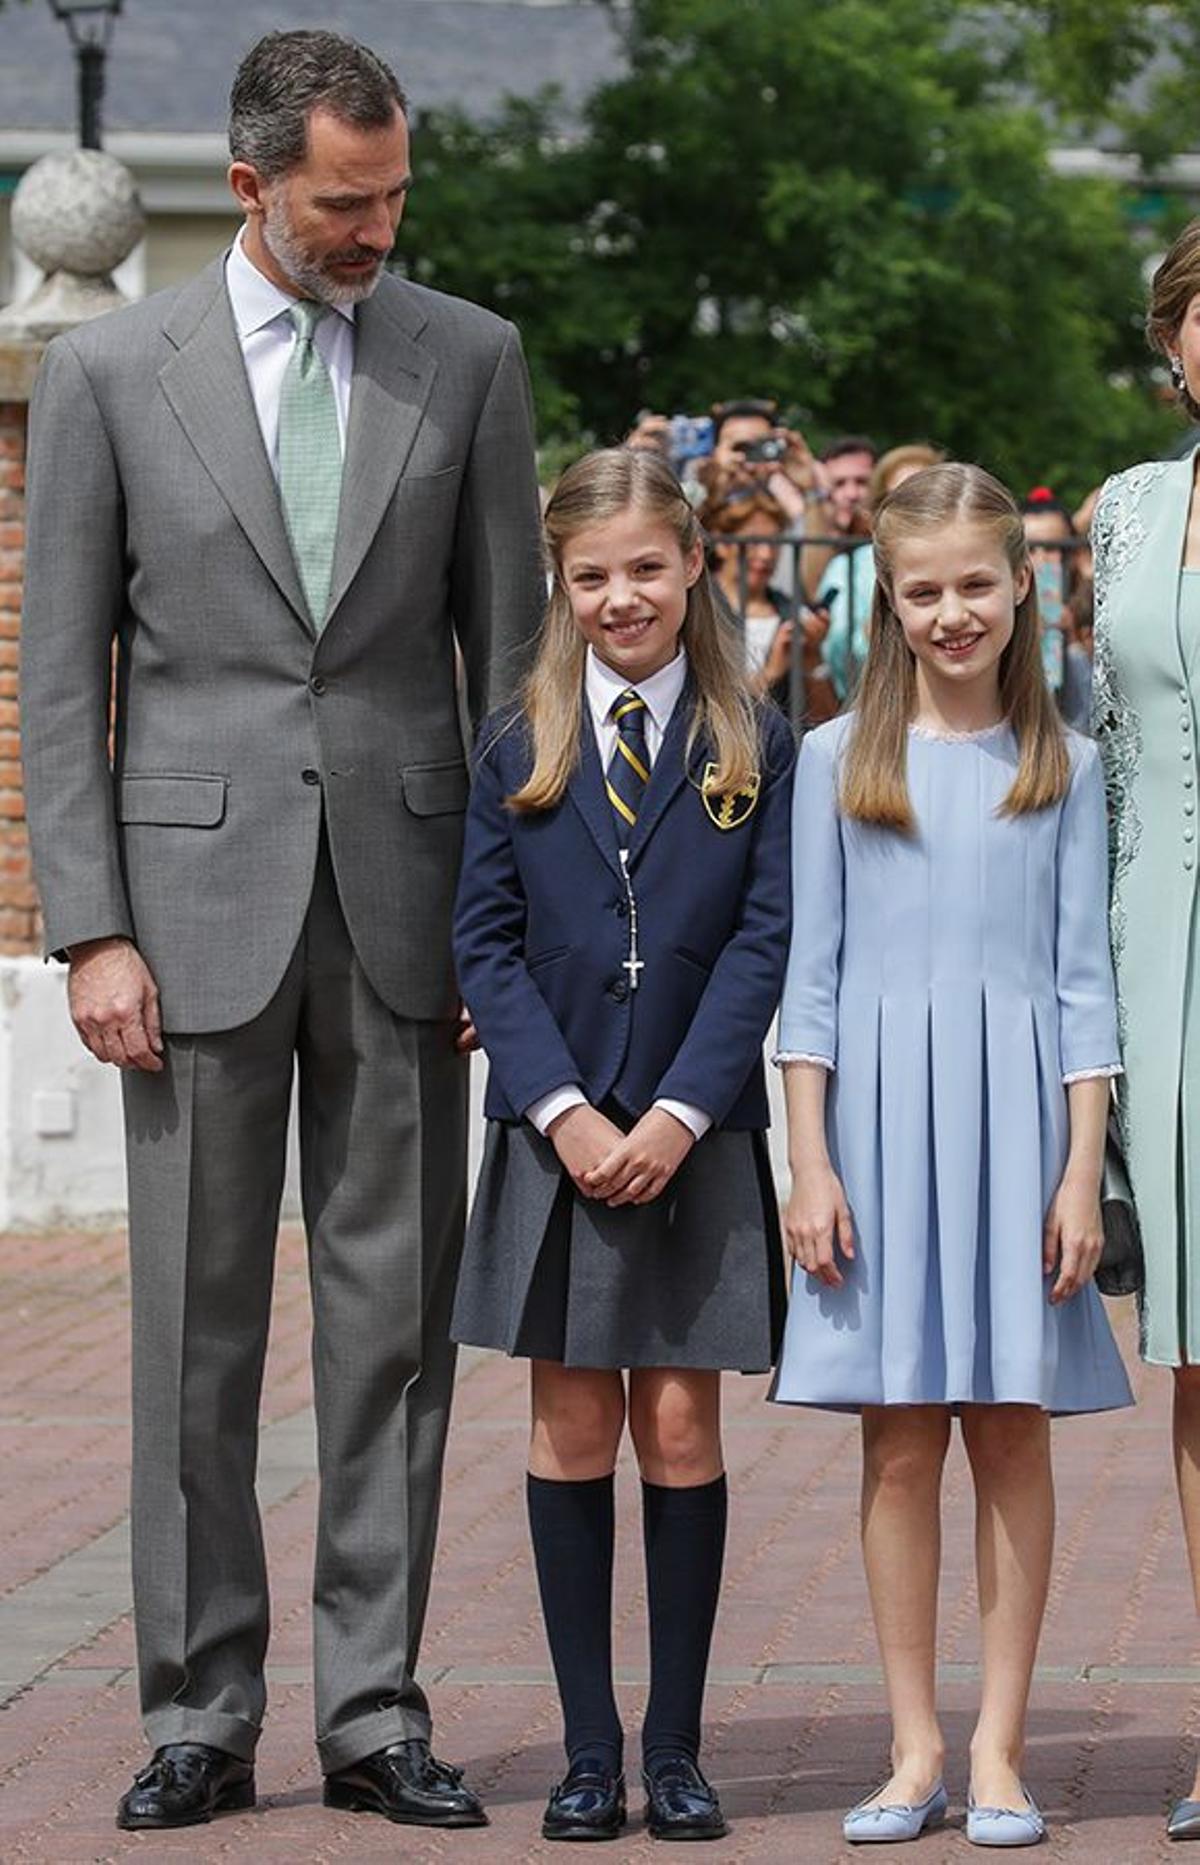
[
  {"xmin": 966, "ymin": 1788, "xmax": 1045, "ymax": 1847},
  {"xmin": 1168, "ymin": 1798, "xmax": 1200, "ymax": 1840},
  {"xmin": 843, "ymin": 1780, "xmax": 948, "ymax": 1843}
]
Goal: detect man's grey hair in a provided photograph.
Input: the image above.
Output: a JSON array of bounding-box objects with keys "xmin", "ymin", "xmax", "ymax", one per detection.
[{"xmin": 229, "ymin": 30, "xmax": 407, "ymax": 180}]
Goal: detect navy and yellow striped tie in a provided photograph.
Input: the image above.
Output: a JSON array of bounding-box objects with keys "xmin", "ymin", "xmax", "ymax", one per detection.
[{"xmin": 605, "ymin": 689, "xmax": 650, "ymax": 845}]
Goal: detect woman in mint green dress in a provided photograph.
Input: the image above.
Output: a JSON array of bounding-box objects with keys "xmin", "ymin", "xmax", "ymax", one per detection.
[{"xmin": 1092, "ymin": 217, "xmax": 1200, "ymax": 1840}]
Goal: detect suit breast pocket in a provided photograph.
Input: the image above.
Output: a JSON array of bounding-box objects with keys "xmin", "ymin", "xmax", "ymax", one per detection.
[{"xmin": 394, "ymin": 463, "xmax": 463, "ymax": 501}]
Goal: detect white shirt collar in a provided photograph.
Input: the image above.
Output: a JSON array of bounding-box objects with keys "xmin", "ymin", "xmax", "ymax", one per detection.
[
  {"xmin": 225, "ymin": 226, "xmax": 356, "ymax": 339},
  {"xmin": 585, "ymin": 645, "xmax": 688, "ymax": 736}
]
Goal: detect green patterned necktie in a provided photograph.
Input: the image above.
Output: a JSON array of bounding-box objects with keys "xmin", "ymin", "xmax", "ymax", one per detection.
[{"xmin": 278, "ymin": 299, "xmax": 343, "ymax": 629}]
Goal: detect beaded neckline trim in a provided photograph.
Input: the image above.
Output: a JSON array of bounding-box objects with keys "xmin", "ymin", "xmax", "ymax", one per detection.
[{"xmin": 908, "ymin": 720, "xmax": 1008, "ymax": 743}]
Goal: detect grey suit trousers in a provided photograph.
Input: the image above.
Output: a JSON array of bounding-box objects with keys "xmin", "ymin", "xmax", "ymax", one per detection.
[{"xmin": 121, "ymin": 836, "xmax": 468, "ymax": 1772}]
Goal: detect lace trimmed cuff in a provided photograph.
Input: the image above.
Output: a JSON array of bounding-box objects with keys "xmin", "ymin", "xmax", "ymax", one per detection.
[
  {"xmin": 772, "ymin": 1051, "xmax": 834, "ymax": 1071},
  {"xmin": 1062, "ymin": 1064, "xmax": 1123, "ymax": 1085}
]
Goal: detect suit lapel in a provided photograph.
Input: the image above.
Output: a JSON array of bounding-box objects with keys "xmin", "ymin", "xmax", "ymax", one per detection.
[
  {"xmin": 325, "ymin": 277, "xmax": 439, "ymax": 621},
  {"xmin": 158, "ymin": 258, "xmax": 312, "ymax": 634},
  {"xmin": 567, "ymin": 714, "xmax": 624, "ymax": 880},
  {"xmin": 626, "ymin": 682, "xmax": 698, "ymax": 867}
]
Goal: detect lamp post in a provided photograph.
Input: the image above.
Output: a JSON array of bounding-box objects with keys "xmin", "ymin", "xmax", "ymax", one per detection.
[{"xmin": 45, "ymin": 0, "xmax": 123, "ymax": 151}]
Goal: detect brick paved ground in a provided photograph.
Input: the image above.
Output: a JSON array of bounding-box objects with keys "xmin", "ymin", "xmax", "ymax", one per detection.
[{"xmin": 0, "ymin": 1223, "xmax": 1191, "ymax": 1862}]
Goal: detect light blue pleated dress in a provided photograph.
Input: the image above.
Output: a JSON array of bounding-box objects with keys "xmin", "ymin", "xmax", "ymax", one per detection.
[{"xmin": 772, "ymin": 713, "xmax": 1133, "ymax": 1414}]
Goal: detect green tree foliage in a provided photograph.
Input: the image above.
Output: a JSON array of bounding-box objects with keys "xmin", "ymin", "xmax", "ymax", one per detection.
[
  {"xmin": 999, "ymin": 1, "xmax": 1200, "ymax": 169},
  {"xmin": 400, "ymin": 0, "xmax": 1179, "ymax": 494}
]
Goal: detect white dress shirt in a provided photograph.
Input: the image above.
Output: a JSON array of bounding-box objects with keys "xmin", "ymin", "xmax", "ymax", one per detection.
[
  {"xmin": 526, "ymin": 647, "xmax": 712, "ymax": 1143},
  {"xmin": 224, "ymin": 229, "xmax": 355, "ymax": 472}
]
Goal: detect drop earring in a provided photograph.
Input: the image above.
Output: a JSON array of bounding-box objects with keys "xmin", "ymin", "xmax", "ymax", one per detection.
[{"xmin": 1171, "ymin": 355, "xmax": 1187, "ymax": 393}]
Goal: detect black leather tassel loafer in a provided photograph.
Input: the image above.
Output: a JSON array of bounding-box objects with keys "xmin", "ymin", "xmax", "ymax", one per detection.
[
  {"xmin": 323, "ymin": 1738, "xmax": 488, "ymax": 1827},
  {"xmin": 116, "ymin": 1744, "xmax": 255, "ymax": 1830}
]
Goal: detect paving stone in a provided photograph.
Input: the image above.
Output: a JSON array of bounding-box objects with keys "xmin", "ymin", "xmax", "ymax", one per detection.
[{"xmin": 0, "ymin": 1237, "xmax": 1190, "ymax": 1859}]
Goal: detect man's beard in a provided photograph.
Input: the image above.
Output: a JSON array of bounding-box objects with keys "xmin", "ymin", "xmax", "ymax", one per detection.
[{"xmin": 262, "ymin": 195, "xmax": 386, "ymax": 307}]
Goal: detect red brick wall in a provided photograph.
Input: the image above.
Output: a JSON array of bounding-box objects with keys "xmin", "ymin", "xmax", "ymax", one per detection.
[{"xmin": 0, "ymin": 402, "xmax": 40, "ymax": 956}]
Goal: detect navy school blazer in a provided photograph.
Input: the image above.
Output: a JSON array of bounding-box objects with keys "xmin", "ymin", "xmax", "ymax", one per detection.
[{"xmin": 452, "ymin": 684, "xmax": 796, "ymax": 1130}]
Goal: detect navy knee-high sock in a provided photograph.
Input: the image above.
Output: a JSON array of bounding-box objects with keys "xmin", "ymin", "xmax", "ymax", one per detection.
[
  {"xmin": 527, "ymin": 1472, "xmax": 623, "ymax": 1773},
  {"xmin": 641, "ymin": 1474, "xmax": 728, "ymax": 1774}
]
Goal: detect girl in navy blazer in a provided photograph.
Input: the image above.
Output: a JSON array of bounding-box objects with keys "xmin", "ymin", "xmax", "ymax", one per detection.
[{"xmin": 452, "ymin": 447, "xmax": 794, "ymax": 1843}]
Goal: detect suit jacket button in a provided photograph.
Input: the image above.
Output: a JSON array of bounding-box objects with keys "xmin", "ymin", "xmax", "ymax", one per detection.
[
  {"xmin": 301, "ymin": 768, "xmax": 321, "ymax": 785},
  {"xmin": 609, "ymin": 979, "xmax": 629, "ymax": 1002},
  {"xmin": 310, "ymin": 675, "xmax": 327, "ymax": 695}
]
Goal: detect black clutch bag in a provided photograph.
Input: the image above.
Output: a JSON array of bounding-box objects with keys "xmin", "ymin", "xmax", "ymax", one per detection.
[{"xmin": 1097, "ymin": 1109, "xmax": 1144, "ymax": 1299}]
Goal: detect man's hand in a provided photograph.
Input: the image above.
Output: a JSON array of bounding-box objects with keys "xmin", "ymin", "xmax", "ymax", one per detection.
[
  {"xmin": 766, "ymin": 429, "xmax": 819, "ymax": 516},
  {"xmin": 547, "ymin": 1103, "xmax": 626, "ymax": 1196},
  {"xmin": 583, "ymin": 1106, "xmax": 696, "ymax": 1207},
  {"xmin": 67, "ymin": 937, "xmax": 163, "ymax": 1072}
]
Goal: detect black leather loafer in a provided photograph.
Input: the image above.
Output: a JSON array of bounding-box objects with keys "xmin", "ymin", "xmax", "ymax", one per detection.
[
  {"xmin": 642, "ymin": 1756, "xmax": 727, "ymax": 1841},
  {"xmin": 324, "ymin": 1738, "xmax": 488, "ymax": 1827},
  {"xmin": 542, "ymin": 1764, "xmax": 627, "ymax": 1840},
  {"xmin": 115, "ymin": 1743, "xmax": 255, "ymax": 1830}
]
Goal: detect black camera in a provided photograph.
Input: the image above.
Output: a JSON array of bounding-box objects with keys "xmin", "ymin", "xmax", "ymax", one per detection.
[{"xmin": 736, "ymin": 436, "xmax": 788, "ymax": 464}]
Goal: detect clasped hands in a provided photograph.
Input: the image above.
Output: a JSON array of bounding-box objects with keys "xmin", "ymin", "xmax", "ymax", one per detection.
[{"xmin": 548, "ymin": 1102, "xmax": 694, "ymax": 1207}]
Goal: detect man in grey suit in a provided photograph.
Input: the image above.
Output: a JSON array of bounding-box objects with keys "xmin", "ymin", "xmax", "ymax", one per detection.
[{"xmin": 20, "ymin": 29, "xmax": 543, "ymax": 1833}]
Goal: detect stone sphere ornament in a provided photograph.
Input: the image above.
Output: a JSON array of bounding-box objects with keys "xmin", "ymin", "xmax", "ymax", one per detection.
[
  {"xmin": 0, "ymin": 149, "xmax": 146, "ymax": 341},
  {"xmin": 12, "ymin": 149, "xmax": 145, "ymax": 278}
]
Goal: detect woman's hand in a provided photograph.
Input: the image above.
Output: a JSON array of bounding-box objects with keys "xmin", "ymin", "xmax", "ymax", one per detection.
[
  {"xmin": 548, "ymin": 1104, "xmax": 626, "ymax": 1196},
  {"xmin": 762, "ymin": 618, "xmax": 795, "ymax": 686},
  {"xmin": 583, "ymin": 1106, "xmax": 696, "ymax": 1206},
  {"xmin": 800, "ymin": 602, "xmax": 831, "ymax": 648},
  {"xmin": 784, "ymin": 1160, "xmax": 855, "ymax": 1286},
  {"xmin": 1043, "ymin": 1171, "xmax": 1104, "ymax": 1303}
]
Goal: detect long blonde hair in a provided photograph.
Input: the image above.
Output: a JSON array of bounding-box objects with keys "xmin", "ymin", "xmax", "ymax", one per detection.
[
  {"xmin": 841, "ymin": 462, "xmax": 1069, "ymax": 831},
  {"xmin": 508, "ymin": 448, "xmax": 760, "ymax": 812}
]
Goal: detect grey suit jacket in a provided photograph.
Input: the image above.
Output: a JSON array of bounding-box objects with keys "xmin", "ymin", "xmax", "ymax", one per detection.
[{"xmin": 20, "ymin": 256, "xmax": 544, "ymax": 1032}]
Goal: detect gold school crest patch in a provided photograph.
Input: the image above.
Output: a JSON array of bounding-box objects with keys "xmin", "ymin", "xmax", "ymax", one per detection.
[{"xmin": 701, "ymin": 763, "xmax": 760, "ymax": 830}]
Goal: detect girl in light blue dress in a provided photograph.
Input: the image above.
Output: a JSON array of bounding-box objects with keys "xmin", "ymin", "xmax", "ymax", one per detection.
[{"xmin": 774, "ymin": 464, "xmax": 1132, "ymax": 1849}]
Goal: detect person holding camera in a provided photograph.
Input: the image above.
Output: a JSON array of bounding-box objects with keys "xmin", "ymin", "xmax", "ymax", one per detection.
[{"xmin": 699, "ymin": 399, "xmax": 817, "ymax": 523}]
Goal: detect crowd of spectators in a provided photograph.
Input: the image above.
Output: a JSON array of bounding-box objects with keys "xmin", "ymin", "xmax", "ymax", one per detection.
[{"xmin": 623, "ymin": 402, "xmax": 1099, "ymax": 733}]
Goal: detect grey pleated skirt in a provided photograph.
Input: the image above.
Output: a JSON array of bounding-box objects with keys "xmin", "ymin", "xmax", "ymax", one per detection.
[{"xmin": 452, "ymin": 1119, "xmax": 786, "ymax": 1370}]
